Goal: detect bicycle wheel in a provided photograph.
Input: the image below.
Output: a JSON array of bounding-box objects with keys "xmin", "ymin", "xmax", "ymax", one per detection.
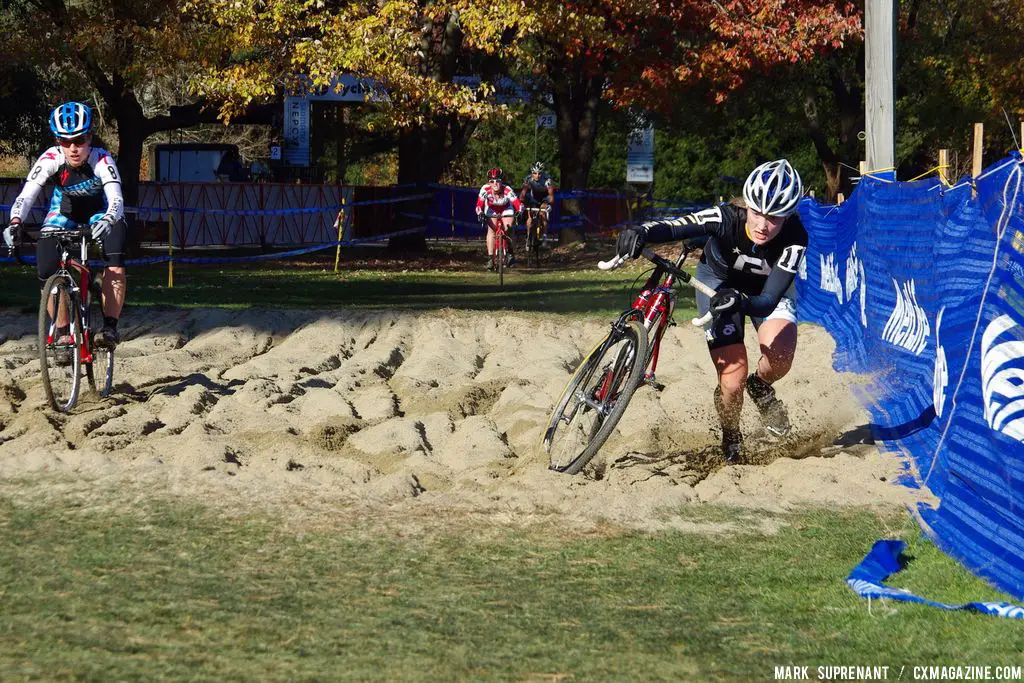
[
  {"xmin": 38, "ymin": 273, "xmax": 82, "ymax": 412},
  {"xmin": 544, "ymin": 320, "xmax": 649, "ymax": 474},
  {"xmin": 86, "ymin": 277, "xmax": 114, "ymax": 398}
]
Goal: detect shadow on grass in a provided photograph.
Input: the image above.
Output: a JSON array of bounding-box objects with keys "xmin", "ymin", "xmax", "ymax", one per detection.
[{"xmin": 2, "ymin": 262, "xmax": 699, "ymax": 319}]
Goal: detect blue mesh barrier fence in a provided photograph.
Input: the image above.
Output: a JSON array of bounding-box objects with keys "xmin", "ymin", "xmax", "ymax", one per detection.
[{"xmin": 797, "ymin": 152, "xmax": 1024, "ymax": 600}]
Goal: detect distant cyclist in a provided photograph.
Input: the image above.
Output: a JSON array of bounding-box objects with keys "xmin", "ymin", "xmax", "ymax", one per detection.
[
  {"xmin": 615, "ymin": 159, "xmax": 807, "ymax": 462},
  {"xmin": 3, "ymin": 102, "xmax": 127, "ymax": 347},
  {"xmin": 519, "ymin": 161, "xmax": 555, "ymax": 241},
  {"xmin": 475, "ymin": 167, "xmax": 522, "ymax": 270}
]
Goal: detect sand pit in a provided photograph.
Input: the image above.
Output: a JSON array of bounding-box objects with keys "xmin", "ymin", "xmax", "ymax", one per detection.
[{"xmin": 0, "ymin": 307, "xmax": 931, "ymax": 529}]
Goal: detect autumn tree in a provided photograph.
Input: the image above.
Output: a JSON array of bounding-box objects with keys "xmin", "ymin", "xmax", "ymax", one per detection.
[
  {"xmin": 505, "ymin": 1, "xmax": 860, "ymax": 196},
  {"xmin": 0, "ymin": 0, "xmax": 270, "ymax": 214},
  {"xmin": 191, "ymin": 0, "xmax": 860, "ymax": 194}
]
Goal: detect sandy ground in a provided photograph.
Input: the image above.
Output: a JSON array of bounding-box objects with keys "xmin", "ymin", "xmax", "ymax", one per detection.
[{"xmin": 0, "ymin": 307, "xmax": 931, "ymax": 531}]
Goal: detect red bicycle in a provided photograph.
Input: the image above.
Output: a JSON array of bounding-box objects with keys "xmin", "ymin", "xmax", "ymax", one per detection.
[
  {"xmin": 34, "ymin": 229, "xmax": 115, "ymax": 412},
  {"xmin": 482, "ymin": 213, "xmax": 514, "ymax": 287},
  {"xmin": 543, "ymin": 244, "xmax": 716, "ymax": 474}
]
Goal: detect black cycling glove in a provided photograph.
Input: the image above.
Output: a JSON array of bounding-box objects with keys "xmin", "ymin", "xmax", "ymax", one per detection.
[
  {"xmin": 709, "ymin": 287, "xmax": 749, "ymax": 317},
  {"xmin": 616, "ymin": 226, "xmax": 646, "ymax": 259}
]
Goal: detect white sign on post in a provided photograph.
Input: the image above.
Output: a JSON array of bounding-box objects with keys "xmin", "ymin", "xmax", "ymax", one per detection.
[
  {"xmin": 536, "ymin": 113, "xmax": 556, "ymax": 129},
  {"xmin": 283, "ymin": 96, "xmax": 310, "ymax": 166},
  {"xmin": 626, "ymin": 124, "xmax": 654, "ymax": 183}
]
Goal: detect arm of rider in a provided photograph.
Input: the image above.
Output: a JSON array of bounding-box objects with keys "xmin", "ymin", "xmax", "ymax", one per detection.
[
  {"xmin": 637, "ymin": 204, "xmax": 734, "ymax": 245},
  {"xmin": 3, "ymin": 218, "xmax": 21, "ymax": 248},
  {"xmin": 739, "ymin": 245, "xmax": 804, "ymax": 318},
  {"xmin": 616, "ymin": 212, "xmax": 712, "ymax": 259}
]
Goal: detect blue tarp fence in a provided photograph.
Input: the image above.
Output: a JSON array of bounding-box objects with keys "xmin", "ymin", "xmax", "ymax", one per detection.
[{"xmin": 797, "ymin": 152, "xmax": 1024, "ymax": 600}]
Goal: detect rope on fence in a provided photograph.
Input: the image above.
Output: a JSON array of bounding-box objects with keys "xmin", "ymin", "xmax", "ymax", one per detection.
[
  {"xmin": 0, "ymin": 227, "xmax": 426, "ymax": 267},
  {"xmin": 1, "ymin": 192, "xmax": 435, "ymax": 217}
]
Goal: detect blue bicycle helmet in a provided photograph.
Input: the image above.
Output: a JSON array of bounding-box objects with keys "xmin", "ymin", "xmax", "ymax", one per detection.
[{"xmin": 49, "ymin": 102, "xmax": 92, "ymax": 138}]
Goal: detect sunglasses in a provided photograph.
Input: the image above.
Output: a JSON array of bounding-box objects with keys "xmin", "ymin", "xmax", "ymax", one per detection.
[{"xmin": 57, "ymin": 135, "xmax": 90, "ymax": 147}]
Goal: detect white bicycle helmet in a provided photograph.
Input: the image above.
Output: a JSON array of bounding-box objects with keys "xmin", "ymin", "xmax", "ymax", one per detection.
[
  {"xmin": 742, "ymin": 159, "xmax": 803, "ymax": 217},
  {"xmin": 530, "ymin": 161, "xmax": 544, "ymax": 174},
  {"xmin": 50, "ymin": 102, "xmax": 92, "ymax": 138}
]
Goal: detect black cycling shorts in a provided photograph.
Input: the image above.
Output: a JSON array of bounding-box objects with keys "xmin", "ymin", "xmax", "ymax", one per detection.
[{"xmin": 694, "ymin": 262, "xmax": 797, "ymax": 351}]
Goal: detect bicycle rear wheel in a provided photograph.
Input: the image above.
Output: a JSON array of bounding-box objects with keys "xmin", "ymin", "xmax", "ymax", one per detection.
[
  {"xmin": 544, "ymin": 320, "xmax": 648, "ymax": 474},
  {"xmin": 38, "ymin": 273, "xmax": 82, "ymax": 412},
  {"xmin": 86, "ymin": 280, "xmax": 114, "ymax": 398}
]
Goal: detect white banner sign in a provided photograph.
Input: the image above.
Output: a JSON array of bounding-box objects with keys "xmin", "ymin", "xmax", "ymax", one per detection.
[
  {"xmin": 283, "ymin": 96, "xmax": 310, "ymax": 166},
  {"xmin": 626, "ymin": 124, "xmax": 654, "ymax": 183},
  {"xmin": 536, "ymin": 113, "xmax": 556, "ymax": 129}
]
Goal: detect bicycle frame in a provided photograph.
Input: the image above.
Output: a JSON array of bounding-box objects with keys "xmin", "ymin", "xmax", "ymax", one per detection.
[
  {"xmin": 485, "ymin": 214, "xmax": 513, "ymax": 265},
  {"xmin": 48, "ymin": 231, "xmax": 97, "ymax": 365},
  {"xmin": 616, "ymin": 244, "xmax": 695, "ymax": 379}
]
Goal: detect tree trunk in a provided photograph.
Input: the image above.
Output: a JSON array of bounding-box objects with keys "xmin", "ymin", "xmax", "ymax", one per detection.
[
  {"xmin": 551, "ymin": 67, "xmax": 603, "ymax": 244},
  {"xmin": 391, "ymin": 116, "xmax": 478, "ymax": 251},
  {"xmin": 803, "ymin": 56, "xmax": 864, "ymax": 203}
]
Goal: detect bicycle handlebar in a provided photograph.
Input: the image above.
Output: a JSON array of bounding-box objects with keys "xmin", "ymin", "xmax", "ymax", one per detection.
[
  {"xmin": 599, "ymin": 249, "xmax": 716, "ymax": 327},
  {"xmin": 42, "ymin": 228, "xmax": 92, "ymax": 240}
]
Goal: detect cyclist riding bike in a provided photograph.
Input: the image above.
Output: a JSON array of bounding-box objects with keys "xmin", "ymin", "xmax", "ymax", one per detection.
[
  {"xmin": 3, "ymin": 102, "xmax": 128, "ymax": 347},
  {"xmin": 475, "ymin": 167, "xmax": 522, "ymax": 270},
  {"xmin": 615, "ymin": 159, "xmax": 807, "ymax": 463},
  {"xmin": 519, "ymin": 161, "xmax": 556, "ymax": 240}
]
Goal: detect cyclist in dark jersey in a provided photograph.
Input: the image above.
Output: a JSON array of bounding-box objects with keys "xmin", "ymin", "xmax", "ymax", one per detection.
[
  {"xmin": 519, "ymin": 161, "xmax": 556, "ymax": 241},
  {"xmin": 3, "ymin": 102, "xmax": 127, "ymax": 347},
  {"xmin": 615, "ymin": 159, "xmax": 806, "ymax": 462}
]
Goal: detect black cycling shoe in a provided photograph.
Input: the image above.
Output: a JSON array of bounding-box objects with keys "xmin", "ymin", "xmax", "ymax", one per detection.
[
  {"xmin": 485, "ymin": 256, "xmax": 495, "ymax": 271},
  {"xmin": 746, "ymin": 373, "xmax": 791, "ymax": 437},
  {"xmin": 721, "ymin": 427, "xmax": 743, "ymax": 464},
  {"xmin": 506, "ymin": 253, "xmax": 516, "ymax": 268},
  {"xmin": 96, "ymin": 325, "xmax": 120, "ymax": 348}
]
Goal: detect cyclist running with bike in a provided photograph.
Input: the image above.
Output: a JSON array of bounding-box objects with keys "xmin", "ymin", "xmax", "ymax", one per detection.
[
  {"xmin": 475, "ymin": 167, "xmax": 522, "ymax": 270},
  {"xmin": 519, "ymin": 161, "xmax": 555, "ymax": 244},
  {"xmin": 4, "ymin": 102, "xmax": 127, "ymax": 348},
  {"xmin": 615, "ymin": 159, "xmax": 806, "ymax": 462}
]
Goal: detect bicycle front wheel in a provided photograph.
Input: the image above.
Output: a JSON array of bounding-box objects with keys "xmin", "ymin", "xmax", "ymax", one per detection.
[
  {"xmin": 497, "ymin": 237, "xmax": 505, "ymax": 287},
  {"xmin": 38, "ymin": 273, "xmax": 82, "ymax": 412},
  {"xmin": 86, "ymin": 290, "xmax": 114, "ymax": 398},
  {"xmin": 544, "ymin": 320, "xmax": 649, "ymax": 474}
]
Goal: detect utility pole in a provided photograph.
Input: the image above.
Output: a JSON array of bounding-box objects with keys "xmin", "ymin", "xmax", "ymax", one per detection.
[{"xmin": 865, "ymin": 0, "xmax": 896, "ymax": 178}]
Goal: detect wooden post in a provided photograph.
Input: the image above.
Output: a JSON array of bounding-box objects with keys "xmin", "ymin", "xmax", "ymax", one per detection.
[
  {"xmin": 865, "ymin": 0, "xmax": 897, "ymax": 176},
  {"xmin": 938, "ymin": 149, "xmax": 950, "ymax": 186},
  {"xmin": 809, "ymin": 190, "xmax": 815, "ymax": 199},
  {"xmin": 859, "ymin": 160, "xmax": 868, "ymax": 177},
  {"xmin": 972, "ymin": 122, "xmax": 984, "ymax": 198},
  {"xmin": 333, "ymin": 194, "xmax": 347, "ymax": 273},
  {"xmin": 837, "ymin": 192, "xmax": 846, "ymax": 204},
  {"xmin": 167, "ymin": 212, "xmax": 174, "ymax": 289}
]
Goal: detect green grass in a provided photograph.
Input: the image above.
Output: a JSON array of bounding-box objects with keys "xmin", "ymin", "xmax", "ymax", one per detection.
[
  {"xmin": 1, "ymin": 487, "xmax": 1022, "ymax": 681},
  {"xmin": 0, "ymin": 255, "xmax": 699, "ymax": 320}
]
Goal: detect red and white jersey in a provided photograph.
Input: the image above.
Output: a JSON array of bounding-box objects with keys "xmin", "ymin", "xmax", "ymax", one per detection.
[{"xmin": 475, "ymin": 183, "xmax": 522, "ymax": 214}]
